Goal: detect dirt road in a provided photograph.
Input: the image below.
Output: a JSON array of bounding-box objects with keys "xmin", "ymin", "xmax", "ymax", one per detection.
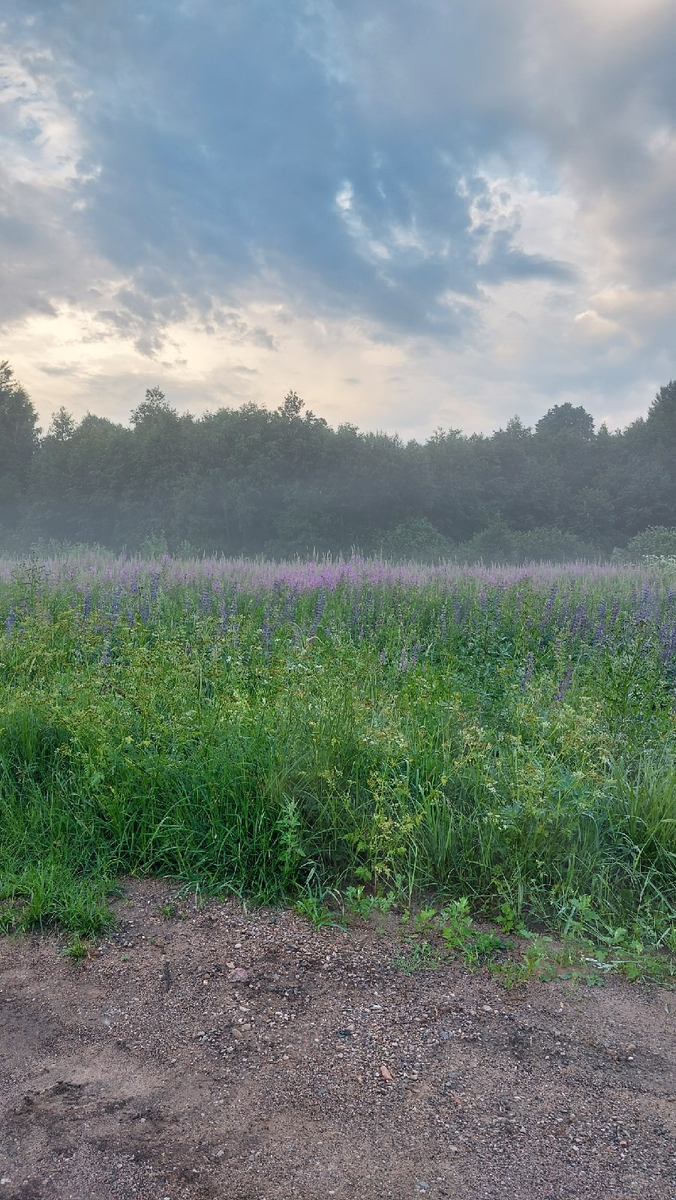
[{"xmin": 1, "ymin": 881, "xmax": 674, "ymax": 1199}]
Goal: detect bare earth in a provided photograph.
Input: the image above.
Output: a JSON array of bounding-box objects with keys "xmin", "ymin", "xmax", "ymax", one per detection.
[{"xmin": 1, "ymin": 881, "xmax": 674, "ymax": 1200}]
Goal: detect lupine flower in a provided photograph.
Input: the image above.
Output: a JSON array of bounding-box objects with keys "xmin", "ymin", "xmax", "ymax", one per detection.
[
  {"xmin": 543, "ymin": 584, "xmax": 557, "ymax": 621},
  {"xmin": 218, "ymin": 601, "xmax": 228, "ymax": 634},
  {"xmin": 662, "ymin": 628, "xmax": 676, "ymax": 664},
  {"xmin": 109, "ymin": 586, "xmax": 122, "ymax": 628},
  {"xmin": 570, "ymin": 605, "xmax": 588, "ymax": 635},
  {"xmin": 5, "ymin": 609, "xmax": 16, "ymax": 636},
  {"xmin": 309, "ymin": 588, "xmax": 326, "ymax": 637},
  {"xmin": 261, "ymin": 607, "xmax": 272, "ymax": 655},
  {"xmin": 520, "ymin": 651, "xmax": 535, "ymax": 691},
  {"xmin": 554, "ymin": 663, "xmax": 574, "ymax": 703}
]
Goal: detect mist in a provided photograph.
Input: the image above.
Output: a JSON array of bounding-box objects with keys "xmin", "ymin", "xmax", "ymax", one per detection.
[{"xmin": 2, "ymin": 363, "xmax": 676, "ymax": 563}]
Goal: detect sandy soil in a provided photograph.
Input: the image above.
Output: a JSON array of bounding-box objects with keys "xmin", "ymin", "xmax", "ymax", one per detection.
[{"xmin": 1, "ymin": 880, "xmax": 674, "ymax": 1200}]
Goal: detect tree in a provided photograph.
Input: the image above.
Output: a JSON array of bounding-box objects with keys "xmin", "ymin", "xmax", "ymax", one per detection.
[
  {"xmin": 278, "ymin": 390, "xmax": 305, "ymax": 419},
  {"xmin": 47, "ymin": 407, "xmax": 76, "ymax": 442},
  {"xmin": 0, "ymin": 360, "xmax": 41, "ymax": 507},
  {"xmin": 130, "ymin": 386, "xmax": 175, "ymax": 427},
  {"xmin": 535, "ymin": 403, "xmax": 595, "ymax": 441},
  {"xmin": 644, "ymin": 380, "xmax": 676, "ymax": 442}
]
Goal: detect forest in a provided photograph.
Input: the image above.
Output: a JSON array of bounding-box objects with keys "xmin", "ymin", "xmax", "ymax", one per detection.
[{"xmin": 2, "ymin": 359, "xmax": 676, "ymax": 562}]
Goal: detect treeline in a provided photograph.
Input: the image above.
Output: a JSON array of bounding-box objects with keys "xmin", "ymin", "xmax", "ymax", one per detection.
[{"xmin": 2, "ymin": 359, "xmax": 676, "ymax": 561}]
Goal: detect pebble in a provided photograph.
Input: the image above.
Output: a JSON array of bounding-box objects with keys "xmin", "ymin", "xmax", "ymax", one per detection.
[{"xmin": 228, "ymin": 968, "xmax": 249, "ymax": 983}]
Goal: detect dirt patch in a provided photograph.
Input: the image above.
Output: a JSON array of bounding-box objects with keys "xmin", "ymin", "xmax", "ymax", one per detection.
[{"xmin": 1, "ymin": 880, "xmax": 674, "ymax": 1199}]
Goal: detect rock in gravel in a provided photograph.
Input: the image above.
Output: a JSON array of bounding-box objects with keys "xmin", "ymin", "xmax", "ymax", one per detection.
[{"xmin": 227, "ymin": 967, "xmax": 249, "ymax": 983}]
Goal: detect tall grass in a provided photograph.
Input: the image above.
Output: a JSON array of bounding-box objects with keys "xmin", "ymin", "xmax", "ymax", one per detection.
[{"xmin": 0, "ymin": 556, "xmax": 675, "ymax": 945}]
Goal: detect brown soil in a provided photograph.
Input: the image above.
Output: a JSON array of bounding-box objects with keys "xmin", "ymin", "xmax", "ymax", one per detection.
[{"xmin": 1, "ymin": 880, "xmax": 674, "ymax": 1200}]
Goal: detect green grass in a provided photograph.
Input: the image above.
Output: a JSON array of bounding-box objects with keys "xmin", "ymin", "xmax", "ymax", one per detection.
[{"xmin": 0, "ymin": 559, "xmax": 675, "ymax": 964}]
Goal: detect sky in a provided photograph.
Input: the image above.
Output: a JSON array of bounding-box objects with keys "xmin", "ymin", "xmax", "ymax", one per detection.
[{"xmin": 1, "ymin": 0, "xmax": 676, "ymax": 440}]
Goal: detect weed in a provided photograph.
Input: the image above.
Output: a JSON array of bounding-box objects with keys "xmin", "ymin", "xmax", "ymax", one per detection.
[
  {"xmin": 495, "ymin": 902, "xmax": 531, "ymax": 938},
  {"xmin": 294, "ymin": 894, "xmax": 341, "ymax": 929},
  {"xmin": 344, "ymin": 885, "xmax": 397, "ymax": 919},
  {"xmin": 439, "ymin": 898, "xmax": 474, "ymax": 953},
  {"xmin": 61, "ymin": 936, "xmax": 91, "ymax": 962},
  {"xmin": 462, "ymin": 930, "xmax": 509, "ymax": 967},
  {"xmin": 394, "ymin": 940, "xmax": 440, "ymax": 974}
]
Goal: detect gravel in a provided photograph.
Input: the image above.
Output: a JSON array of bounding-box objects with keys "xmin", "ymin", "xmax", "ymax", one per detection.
[{"xmin": 1, "ymin": 879, "xmax": 674, "ymax": 1199}]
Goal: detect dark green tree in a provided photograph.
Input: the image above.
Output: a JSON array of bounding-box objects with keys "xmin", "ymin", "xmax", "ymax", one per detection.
[
  {"xmin": 278, "ymin": 389, "xmax": 305, "ymax": 419},
  {"xmin": 47, "ymin": 407, "xmax": 76, "ymax": 442},
  {"xmin": 535, "ymin": 403, "xmax": 595, "ymax": 441},
  {"xmin": 0, "ymin": 362, "xmax": 41, "ymax": 539}
]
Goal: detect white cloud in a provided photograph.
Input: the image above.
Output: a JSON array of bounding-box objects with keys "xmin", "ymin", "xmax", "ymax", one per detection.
[{"xmin": 1, "ymin": 0, "xmax": 676, "ymax": 440}]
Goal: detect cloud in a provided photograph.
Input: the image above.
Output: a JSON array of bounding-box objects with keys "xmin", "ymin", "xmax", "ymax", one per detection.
[{"xmin": 0, "ymin": 1, "xmax": 675, "ymax": 437}]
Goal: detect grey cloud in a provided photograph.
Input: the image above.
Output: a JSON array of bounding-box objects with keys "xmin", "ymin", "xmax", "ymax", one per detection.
[
  {"xmin": 1, "ymin": 0, "xmax": 676, "ymax": 425},
  {"xmin": 38, "ymin": 363, "xmax": 74, "ymax": 376},
  {"xmin": 1, "ymin": 0, "xmax": 544, "ymax": 345}
]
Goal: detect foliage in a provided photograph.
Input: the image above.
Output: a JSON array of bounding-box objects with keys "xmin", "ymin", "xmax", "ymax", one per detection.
[
  {"xmin": 3, "ymin": 363, "xmax": 676, "ymax": 558},
  {"xmin": 625, "ymin": 526, "xmax": 676, "ymax": 560},
  {"xmin": 0, "ymin": 555, "xmax": 675, "ymax": 958}
]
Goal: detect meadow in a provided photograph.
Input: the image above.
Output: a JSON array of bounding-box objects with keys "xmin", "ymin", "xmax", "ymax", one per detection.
[{"xmin": 1, "ymin": 552, "xmax": 675, "ymax": 955}]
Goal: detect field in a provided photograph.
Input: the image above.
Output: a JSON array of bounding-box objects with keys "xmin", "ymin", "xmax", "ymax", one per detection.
[{"xmin": 1, "ymin": 552, "xmax": 676, "ymax": 955}]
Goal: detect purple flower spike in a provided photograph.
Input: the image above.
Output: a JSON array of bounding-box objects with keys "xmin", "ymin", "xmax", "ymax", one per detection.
[
  {"xmin": 521, "ymin": 651, "xmax": 535, "ymax": 691},
  {"xmin": 554, "ymin": 662, "xmax": 574, "ymax": 703}
]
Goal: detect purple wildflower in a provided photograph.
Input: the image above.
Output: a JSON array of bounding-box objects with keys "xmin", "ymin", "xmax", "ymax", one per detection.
[
  {"xmin": 261, "ymin": 607, "xmax": 272, "ymax": 655},
  {"xmin": 109, "ymin": 586, "xmax": 122, "ymax": 628},
  {"xmin": 543, "ymin": 584, "xmax": 557, "ymax": 620},
  {"xmin": 520, "ymin": 651, "xmax": 535, "ymax": 691},
  {"xmin": 570, "ymin": 605, "xmax": 588, "ymax": 635},
  {"xmin": 309, "ymin": 588, "xmax": 326, "ymax": 637},
  {"xmin": 554, "ymin": 663, "xmax": 574, "ymax": 703}
]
